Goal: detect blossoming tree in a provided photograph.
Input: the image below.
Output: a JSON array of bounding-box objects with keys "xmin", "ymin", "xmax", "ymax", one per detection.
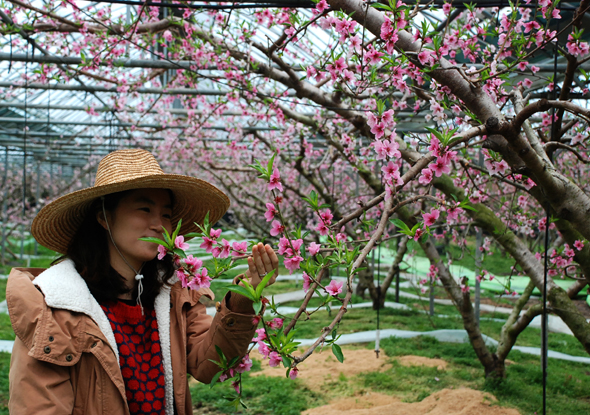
[{"xmin": 2, "ymin": 0, "xmax": 590, "ymax": 381}]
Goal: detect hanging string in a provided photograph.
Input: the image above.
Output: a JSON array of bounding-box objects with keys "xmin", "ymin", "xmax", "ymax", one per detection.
[
  {"xmin": 101, "ymin": 197, "xmax": 146, "ymax": 315},
  {"xmin": 375, "ymin": 241, "xmax": 381, "ymax": 358},
  {"xmin": 8, "ymin": 34, "xmax": 12, "ymax": 73},
  {"xmin": 543, "ymin": 12, "xmax": 560, "ymax": 415},
  {"xmin": 46, "ymin": 85, "xmax": 50, "ymax": 151},
  {"xmin": 21, "ymin": 44, "xmax": 30, "ymax": 261}
]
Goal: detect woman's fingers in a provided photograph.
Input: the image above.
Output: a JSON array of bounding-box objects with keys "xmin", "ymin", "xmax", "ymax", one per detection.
[
  {"xmin": 247, "ymin": 256, "xmax": 259, "ymax": 282},
  {"xmin": 265, "ymin": 244, "xmax": 279, "ymax": 275},
  {"xmin": 253, "ymin": 242, "xmax": 268, "ymax": 275},
  {"xmin": 245, "ymin": 242, "xmax": 280, "ymax": 288},
  {"xmin": 258, "ymin": 244, "xmax": 275, "ymax": 275}
]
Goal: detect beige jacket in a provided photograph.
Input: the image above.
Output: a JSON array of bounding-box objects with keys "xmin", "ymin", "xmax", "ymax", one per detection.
[{"xmin": 7, "ymin": 259, "xmax": 257, "ymax": 415}]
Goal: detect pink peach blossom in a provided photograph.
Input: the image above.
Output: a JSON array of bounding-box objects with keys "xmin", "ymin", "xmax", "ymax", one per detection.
[
  {"xmin": 307, "ymin": 242, "xmax": 321, "ymax": 255},
  {"xmin": 265, "ymin": 202, "xmax": 278, "ymax": 222},
  {"xmin": 270, "ymin": 220, "xmax": 285, "ymax": 236},
  {"xmin": 326, "ymin": 280, "xmax": 343, "ymax": 296},
  {"xmin": 157, "ymin": 244, "xmax": 167, "ymax": 260},
  {"xmin": 422, "ymin": 209, "xmax": 440, "ymax": 227},
  {"xmin": 174, "ymin": 235, "xmax": 189, "ymax": 251}
]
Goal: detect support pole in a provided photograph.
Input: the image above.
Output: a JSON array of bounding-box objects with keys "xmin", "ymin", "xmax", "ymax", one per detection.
[
  {"xmin": 474, "ymin": 150, "xmax": 484, "ymax": 325},
  {"xmin": 429, "ymin": 274, "xmax": 435, "ymax": 317},
  {"xmin": 34, "ymin": 161, "xmax": 41, "ymax": 255},
  {"xmin": 1, "ymin": 147, "xmax": 8, "ymax": 264},
  {"xmin": 395, "ymin": 237, "xmax": 400, "ymax": 303}
]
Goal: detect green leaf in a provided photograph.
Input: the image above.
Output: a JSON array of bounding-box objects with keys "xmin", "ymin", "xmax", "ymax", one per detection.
[
  {"xmin": 228, "ymin": 356, "xmax": 242, "ymax": 367},
  {"xmin": 238, "ymin": 277, "xmax": 257, "ymax": 297},
  {"xmin": 215, "ymin": 345, "xmax": 228, "ymax": 367},
  {"xmin": 267, "ymin": 152, "xmax": 277, "ymax": 175},
  {"xmin": 371, "ymin": 2, "xmax": 392, "ymax": 10},
  {"xmin": 255, "ymin": 270, "xmax": 276, "ymax": 299},
  {"xmin": 302, "ymin": 190, "xmax": 319, "ymax": 210},
  {"xmin": 390, "ymin": 218, "xmax": 411, "ymax": 233},
  {"xmin": 425, "ymin": 126, "xmax": 444, "ymax": 141},
  {"xmin": 172, "ymin": 219, "xmax": 183, "ymax": 242},
  {"xmin": 203, "ymin": 211, "xmax": 210, "ymax": 229},
  {"xmin": 173, "ymin": 248, "xmax": 187, "ymax": 259},
  {"xmin": 282, "ymin": 356, "xmax": 292, "ymax": 368},
  {"xmin": 209, "ymin": 370, "xmax": 223, "ymax": 388},
  {"xmin": 183, "ymin": 232, "xmax": 201, "ymax": 238},
  {"xmin": 253, "ymin": 301, "xmax": 262, "ymax": 315},
  {"xmin": 138, "ymin": 237, "xmax": 166, "ymax": 245},
  {"xmin": 227, "ymin": 285, "xmax": 257, "ymax": 301},
  {"xmin": 208, "ymin": 358, "xmax": 225, "ymax": 368},
  {"xmin": 161, "ymin": 225, "xmax": 172, "ymax": 246},
  {"xmin": 332, "ymin": 343, "xmax": 344, "ymax": 363}
]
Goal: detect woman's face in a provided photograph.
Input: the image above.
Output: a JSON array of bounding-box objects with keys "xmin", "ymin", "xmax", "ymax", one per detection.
[{"xmin": 98, "ymin": 188, "xmax": 173, "ymax": 268}]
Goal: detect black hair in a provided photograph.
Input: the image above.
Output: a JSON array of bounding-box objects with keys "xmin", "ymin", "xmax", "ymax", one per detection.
[{"xmin": 52, "ymin": 190, "xmax": 176, "ymax": 306}]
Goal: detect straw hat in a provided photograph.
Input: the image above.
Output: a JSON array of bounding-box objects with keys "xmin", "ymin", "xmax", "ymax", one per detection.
[{"xmin": 32, "ymin": 149, "xmax": 230, "ymax": 254}]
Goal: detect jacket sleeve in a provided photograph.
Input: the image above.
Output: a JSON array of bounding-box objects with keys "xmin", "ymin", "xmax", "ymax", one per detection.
[
  {"xmin": 186, "ymin": 291, "xmax": 257, "ymax": 384},
  {"xmin": 9, "ymin": 337, "xmax": 74, "ymax": 415}
]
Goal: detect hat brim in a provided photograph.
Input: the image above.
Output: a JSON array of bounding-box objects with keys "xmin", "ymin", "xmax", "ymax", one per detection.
[{"xmin": 32, "ymin": 174, "xmax": 230, "ymax": 254}]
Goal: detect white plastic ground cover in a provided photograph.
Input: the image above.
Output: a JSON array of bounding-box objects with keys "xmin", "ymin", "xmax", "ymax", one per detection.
[{"xmin": 292, "ymin": 329, "xmax": 590, "ymax": 365}]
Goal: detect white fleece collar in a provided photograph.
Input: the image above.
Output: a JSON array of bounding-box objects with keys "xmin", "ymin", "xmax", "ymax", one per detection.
[
  {"xmin": 154, "ymin": 283, "xmax": 174, "ymax": 415},
  {"xmin": 34, "ymin": 259, "xmax": 175, "ymax": 415}
]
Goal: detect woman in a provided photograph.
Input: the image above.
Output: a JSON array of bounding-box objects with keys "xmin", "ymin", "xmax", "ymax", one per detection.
[{"xmin": 6, "ymin": 149, "xmax": 278, "ymax": 415}]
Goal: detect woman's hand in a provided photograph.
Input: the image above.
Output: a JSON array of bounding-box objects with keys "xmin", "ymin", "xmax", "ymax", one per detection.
[{"xmin": 242, "ymin": 242, "xmax": 279, "ymax": 289}]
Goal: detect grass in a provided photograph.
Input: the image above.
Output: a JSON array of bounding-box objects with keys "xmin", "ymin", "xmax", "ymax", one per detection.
[
  {"xmin": 190, "ymin": 358, "xmax": 325, "ymax": 414},
  {"xmin": 0, "ymin": 353, "xmax": 8, "ymax": 415}
]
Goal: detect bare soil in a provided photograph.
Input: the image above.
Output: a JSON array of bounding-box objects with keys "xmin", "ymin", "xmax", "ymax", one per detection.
[
  {"xmin": 302, "ymin": 388, "xmax": 521, "ymax": 415},
  {"xmin": 396, "ymin": 355, "xmax": 448, "ymax": 370}
]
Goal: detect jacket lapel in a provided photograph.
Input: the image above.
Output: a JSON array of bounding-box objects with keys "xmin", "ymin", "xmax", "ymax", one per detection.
[{"xmin": 33, "ymin": 259, "xmax": 119, "ymax": 361}]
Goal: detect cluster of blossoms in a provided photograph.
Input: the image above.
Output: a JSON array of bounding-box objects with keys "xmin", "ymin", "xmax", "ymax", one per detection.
[
  {"xmin": 315, "ymin": 208, "xmax": 333, "ymax": 235},
  {"xmin": 278, "ymin": 237, "xmax": 304, "ymax": 273},
  {"xmin": 419, "ymin": 136, "xmax": 458, "ymax": 185},
  {"xmin": 483, "ymin": 149, "xmax": 511, "ymax": 177},
  {"xmin": 537, "ymin": 217, "xmax": 557, "ymax": 232},
  {"xmin": 219, "ymin": 355, "xmax": 253, "ymax": 393},
  {"xmin": 510, "ymin": 174, "xmax": 537, "ymax": 190},
  {"xmin": 381, "ymin": 161, "xmax": 404, "ymax": 197},
  {"xmin": 156, "ymin": 229, "xmax": 249, "ymax": 291},
  {"xmin": 418, "ymin": 264, "xmax": 439, "ymax": 293},
  {"xmin": 566, "ymin": 34, "xmax": 590, "ymax": 57},
  {"xmin": 475, "ymin": 269, "xmax": 495, "ymax": 283},
  {"xmin": 536, "ymin": 240, "xmax": 585, "ymax": 278},
  {"xmin": 158, "ymin": 236, "xmax": 213, "ymax": 290},
  {"xmin": 368, "ymin": 110, "xmax": 397, "ymax": 141},
  {"xmin": 200, "ymin": 228, "xmax": 248, "ymax": 259},
  {"xmin": 252, "ymin": 322, "xmax": 299, "ymax": 379},
  {"xmin": 380, "ymin": 10, "xmax": 406, "ymax": 54},
  {"xmin": 325, "ymin": 57, "xmax": 356, "ymax": 85}
]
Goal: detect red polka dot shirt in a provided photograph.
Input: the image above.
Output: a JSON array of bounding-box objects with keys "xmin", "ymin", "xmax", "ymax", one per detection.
[{"xmin": 100, "ymin": 299, "xmax": 166, "ymax": 415}]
